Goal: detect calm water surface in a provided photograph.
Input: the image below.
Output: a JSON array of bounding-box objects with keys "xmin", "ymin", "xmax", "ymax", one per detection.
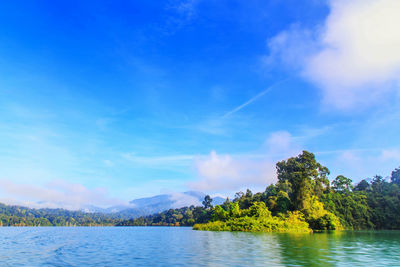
[{"xmin": 0, "ymin": 227, "xmax": 399, "ymax": 266}]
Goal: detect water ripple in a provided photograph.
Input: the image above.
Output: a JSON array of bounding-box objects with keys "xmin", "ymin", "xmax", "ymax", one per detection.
[{"xmin": 0, "ymin": 228, "xmax": 399, "ymax": 266}]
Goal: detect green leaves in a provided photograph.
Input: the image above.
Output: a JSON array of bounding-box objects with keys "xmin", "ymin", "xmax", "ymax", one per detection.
[
  {"xmin": 194, "ymin": 202, "xmax": 311, "ymax": 233},
  {"xmin": 276, "ymin": 151, "xmax": 330, "ymax": 210}
]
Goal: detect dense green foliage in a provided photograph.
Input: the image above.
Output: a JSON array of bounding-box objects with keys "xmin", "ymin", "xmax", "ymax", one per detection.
[
  {"xmin": 193, "ymin": 151, "xmax": 400, "ymax": 232},
  {"xmin": 0, "ymin": 203, "xmax": 121, "ymax": 226},
  {"xmin": 193, "ymin": 202, "xmax": 311, "ymax": 233},
  {"xmin": 116, "ymin": 206, "xmax": 212, "ymax": 226}
]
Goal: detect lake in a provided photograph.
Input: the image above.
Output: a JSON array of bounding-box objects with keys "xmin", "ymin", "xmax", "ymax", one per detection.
[{"xmin": 0, "ymin": 227, "xmax": 399, "ymax": 266}]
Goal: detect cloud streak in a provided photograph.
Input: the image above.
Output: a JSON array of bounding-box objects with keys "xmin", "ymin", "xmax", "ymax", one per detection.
[{"xmin": 222, "ymin": 80, "xmax": 287, "ymax": 118}]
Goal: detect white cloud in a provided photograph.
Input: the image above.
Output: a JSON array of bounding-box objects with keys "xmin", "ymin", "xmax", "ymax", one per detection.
[
  {"xmin": 268, "ymin": 0, "xmax": 400, "ymax": 109},
  {"xmin": 188, "ymin": 131, "xmax": 301, "ymax": 192},
  {"xmin": 0, "ymin": 179, "xmax": 128, "ymax": 210},
  {"xmin": 169, "ymin": 192, "xmax": 202, "ymax": 208},
  {"xmin": 265, "ymin": 130, "xmax": 299, "ymax": 155},
  {"xmin": 188, "ymin": 150, "xmax": 277, "ymax": 192}
]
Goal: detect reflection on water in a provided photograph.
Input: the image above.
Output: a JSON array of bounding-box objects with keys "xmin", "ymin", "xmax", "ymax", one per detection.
[{"xmin": 0, "ymin": 227, "xmax": 399, "ymax": 266}]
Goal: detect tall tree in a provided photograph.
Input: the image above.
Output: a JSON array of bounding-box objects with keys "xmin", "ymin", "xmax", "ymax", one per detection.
[
  {"xmin": 202, "ymin": 195, "xmax": 213, "ymax": 209},
  {"xmin": 332, "ymin": 175, "xmax": 353, "ymax": 192},
  {"xmin": 371, "ymin": 175, "xmax": 385, "ymax": 193},
  {"xmin": 276, "ymin": 151, "xmax": 329, "ymax": 210}
]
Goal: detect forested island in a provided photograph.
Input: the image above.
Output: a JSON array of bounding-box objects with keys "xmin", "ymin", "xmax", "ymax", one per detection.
[
  {"xmin": 120, "ymin": 151, "xmax": 400, "ymax": 232},
  {"xmin": 1, "ymin": 151, "xmax": 400, "ymax": 232}
]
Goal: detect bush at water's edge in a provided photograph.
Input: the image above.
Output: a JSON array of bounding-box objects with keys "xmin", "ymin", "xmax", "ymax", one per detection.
[{"xmin": 193, "ymin": 202, "xmax": 313, "ymax": 233}]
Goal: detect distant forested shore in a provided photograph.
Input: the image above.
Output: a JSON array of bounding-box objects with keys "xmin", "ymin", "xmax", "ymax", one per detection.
[
  {"xmin": 0, "ymin": 204, "xmax": 122, "ymax": 226},
  {"xmin": 1, "ymin": 151, "xmax": 400, "ymax": 231}
]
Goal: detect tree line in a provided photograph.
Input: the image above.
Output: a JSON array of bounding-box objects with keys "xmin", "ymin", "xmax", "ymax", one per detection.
[{"xmin": 0, "ymin": 204, "xmax": 121, "ymax": 226}]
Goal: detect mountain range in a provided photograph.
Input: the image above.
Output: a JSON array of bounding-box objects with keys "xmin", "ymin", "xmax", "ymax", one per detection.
[{"xmin": 83, "ymin": 191, "xmax": 225, "ymax": 219}]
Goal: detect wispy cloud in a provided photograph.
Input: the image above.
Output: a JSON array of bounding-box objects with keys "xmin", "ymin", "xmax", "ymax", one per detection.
[
  {"xmin": 122, "ymin": 153, "xmax": 195, "ymax": 165},
  {"xmin": 169, "ymin": 0, "xmax": 199, "ymax": 20},
  {"xmin": 190, "ymin": 117, "xmax": 228, "ymax": 135},
  {"xmin": 0, "ymin": 179, "xmax": 128, "ymax": 210},
  {"xmin": 222, "ymin": 80, "xmax": 287, "ymax": 118},
  {"xmin": 121, "ymin": 153, "xmax": 195, "ymax": 174},
  {"xmin": 162, "ymin": 0, "xmax": 201, "ymax": 35},
  {"xmin": 380, "ymin": 149, "xmax": 400, "ymax": 162},
  {"xmin": 169, "ymin": 192, "xmax": 202, "ymax": 208},
  {"xmin": 315, "ymin": 148, "xmax": 380, "ymax": 156}
]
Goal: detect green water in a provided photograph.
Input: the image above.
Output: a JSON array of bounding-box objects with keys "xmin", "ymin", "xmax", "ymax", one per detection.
[
  {"xmin": 0, "ymin": 227, "xmax": 398, "ymax": 266},
  {"xmin": 268, "ymin": 230, "xmax": 400, "ymax": 266}
]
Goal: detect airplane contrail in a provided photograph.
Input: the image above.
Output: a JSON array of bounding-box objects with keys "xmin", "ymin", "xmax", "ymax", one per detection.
[{"xmin": 222, "ymin": 79, "xmax": 288, "ymax": 118}]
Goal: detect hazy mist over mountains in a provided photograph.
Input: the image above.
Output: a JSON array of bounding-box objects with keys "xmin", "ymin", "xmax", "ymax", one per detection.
[{"xmin": 82, "ymin": 191, "xmax": 225, "ymax": 218}]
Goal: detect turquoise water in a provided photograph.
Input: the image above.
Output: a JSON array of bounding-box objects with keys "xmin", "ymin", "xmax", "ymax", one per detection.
[{"xmin": 0, "ymin": 227, "xmax": 399, "ymax": 266}]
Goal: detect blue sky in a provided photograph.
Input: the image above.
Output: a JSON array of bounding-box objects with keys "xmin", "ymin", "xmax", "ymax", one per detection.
[{"xmin": 1, "ymin": 0, "xmax": 400, "ymax": 209}]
